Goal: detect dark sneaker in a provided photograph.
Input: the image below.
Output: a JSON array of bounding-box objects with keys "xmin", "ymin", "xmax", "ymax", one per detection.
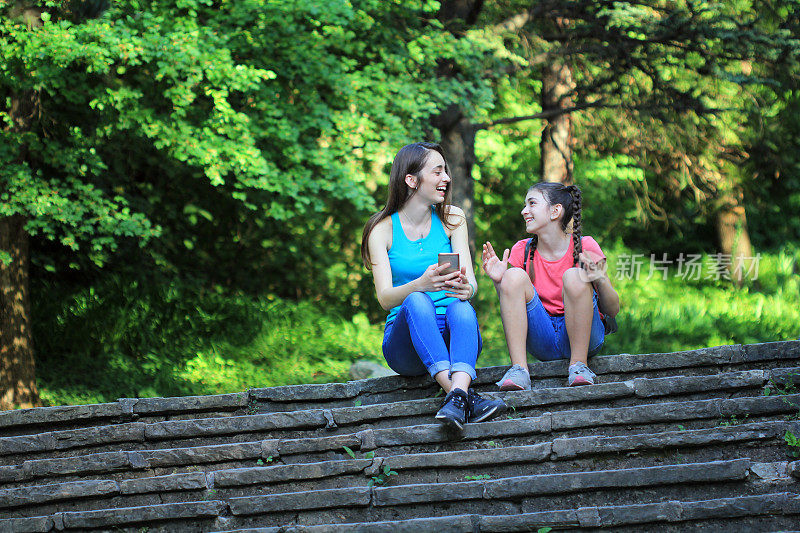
[
  {"xmin": 435, "ymin": 388, "xmax": 468, "ymax": 431},
  {"xmin": 567, "ymin": 361, "xmax": 596, "ymax": 386},
  {"xmin": 467, "ymin": 388, "xmax": 507, "ymax": 423}
]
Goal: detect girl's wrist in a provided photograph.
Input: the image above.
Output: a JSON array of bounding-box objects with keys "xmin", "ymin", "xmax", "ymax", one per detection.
[{"xmin": 468, "ymin": 281, "xmax": 476, "ymax": 299}]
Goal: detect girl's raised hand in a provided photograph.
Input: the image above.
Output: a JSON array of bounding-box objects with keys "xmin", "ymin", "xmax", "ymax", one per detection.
[
  {"xmin": 578, "ymin": 251, "xmax": 608, "ymax": 283},
  {"xmin": 417, "ymin": 262, "xmax": 461, "ymax": 293},
  {"xmin": 482, "ymin": 241, "xmax": 509, "ymax": 283}
]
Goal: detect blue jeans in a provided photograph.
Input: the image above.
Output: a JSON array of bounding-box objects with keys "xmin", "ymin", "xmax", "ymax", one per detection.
[
  {"xmin": 526, "ymin": 289, "xmax": 605, "ymax": 361},
  {"xmin": 383, "ymin": 292, "xmax": 482, "ymax": 380}
]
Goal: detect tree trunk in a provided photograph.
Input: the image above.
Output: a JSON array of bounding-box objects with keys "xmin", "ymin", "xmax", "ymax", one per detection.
[
  {"xmin": 0, "ymin": 215, "xmax": 40, "ymax": 409},
  {"xmin": 715, "ymin": 190, "xmax": 754, "ymax": 287},
  {"xmin": 435, "ymin": 0, "xmax": 484, "ymax": 256},
  {"xmin": 540, "ymin": 59, "xmax": 574, "ymax": 184}
]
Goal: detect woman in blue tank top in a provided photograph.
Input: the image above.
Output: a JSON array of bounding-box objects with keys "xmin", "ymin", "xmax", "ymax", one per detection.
[{"xmin": 361, "ymin": 142, "xmax": 505, "ymax": 433}]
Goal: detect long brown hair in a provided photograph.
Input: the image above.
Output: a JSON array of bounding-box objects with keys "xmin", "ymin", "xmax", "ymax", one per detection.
[
  {"xmin": 525, "ymin": 182, "xmax": 583, "ymax": 281},
  {"xmin": 361, "ymin": 142, "xmax": 454, "ymax": 269}
]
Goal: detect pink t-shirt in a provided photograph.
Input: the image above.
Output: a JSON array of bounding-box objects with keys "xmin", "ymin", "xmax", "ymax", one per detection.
[{"xmin": 508, "ymin": 236, "xmax": 605, "ymax": 316}]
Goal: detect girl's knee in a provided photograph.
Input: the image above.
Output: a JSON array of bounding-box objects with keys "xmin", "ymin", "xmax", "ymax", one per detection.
[
  {"xmin": 499, "ymin": 267, "xmax": 529, "ymax": 295},
  {"xmin": 562, "ymin": 268, "xmax": 591, "ymax": 295}
]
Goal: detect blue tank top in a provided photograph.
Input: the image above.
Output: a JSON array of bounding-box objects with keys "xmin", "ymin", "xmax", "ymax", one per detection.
[{"xmin": 386, "ymin": 208, "xmax": 457, "ymax": 324}]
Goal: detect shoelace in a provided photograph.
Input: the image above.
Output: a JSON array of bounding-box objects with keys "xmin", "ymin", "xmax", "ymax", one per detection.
[{"xmin": 449, "ymin": 392, "xmax": 467, "ymax": 410}]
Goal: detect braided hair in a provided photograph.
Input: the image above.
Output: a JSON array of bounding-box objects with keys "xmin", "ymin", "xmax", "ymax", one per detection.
[{"xmin": 525, "ymin": 182, "xmax": 583, "ymax": 282}]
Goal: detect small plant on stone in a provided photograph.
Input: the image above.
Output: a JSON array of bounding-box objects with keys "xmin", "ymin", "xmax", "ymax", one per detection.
[
  {"xmin": 537, "ymin": 528, "xmax": 553, "ymax": 533},
  {"xmin": 368, "ymin": 465, "xmax": 398, "ymax": 487},
  {"xmin": 505, "ymin": 405, "xmax": 521, "ymax": 420},
  {"xmin": 784, "ymin": 430, "xmax": 800, "ymax": 458},
  {"xmin": 719, "ymin": 414, "xmax": 749, "ymax": 427},
  {"xmin": 764, "ymin": 375, "xmax": 799, "ymax": 396},
  {"xmin": 354, "ymin": 399, "xmax": 362, "ymax": 407},
  {"xmin": 256, "ymin": 455, "xmax": 273, "ymax": 466},
  {"xmin": 676, "ymin": 424, "xmax": 686, "ymax": 431},
  {"xmin": 464, "ymin": 474, "xmax": 491, "ymax": 481},
  {"xmin": 203, "ymin": 488, "xmax": 218, "ymax": 500},
  {"xmin": 343, "ymin": 446, "xmax": 374, "ymax": 460},
  {"xmin": 485, "ymin": 440, "xmax": 500, "ymax": 448}
]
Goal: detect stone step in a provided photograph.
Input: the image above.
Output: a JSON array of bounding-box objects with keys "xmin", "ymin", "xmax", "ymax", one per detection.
[
  {"xmin": 211, "ymin": 492, "xmax": 800, "ymax": 532},
  {"xmin": 1, "ymin": 367, "xmax": 796, "ymax": 465},
  {"xmin": 2, "ymin": 459, "xmax": 796, "ymax": 531},
  {"xmin": 1, "ymin": 341, "xmax": 797, "ymax": 438},
  {"xmin": 3, "ymin": 421, "xmax": 798, "ymax": 518},
  {"xmin": 2, "ymin": 390, "xmax": 798, "ymax": 487}
]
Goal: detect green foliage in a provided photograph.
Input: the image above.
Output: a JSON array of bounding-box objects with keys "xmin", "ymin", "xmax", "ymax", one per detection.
[
  {"xmin": 784, "ymin": 430, "xmax": 800, "ymax": 458},
  {"xmin": 464, "ymin": 474, "xmax": 491, "ymax": 481}
]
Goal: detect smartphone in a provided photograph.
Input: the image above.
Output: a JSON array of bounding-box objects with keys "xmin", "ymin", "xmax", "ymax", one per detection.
[{"xmin": 438, "ymin": 253, "xmax": 460, "ymax": 275}]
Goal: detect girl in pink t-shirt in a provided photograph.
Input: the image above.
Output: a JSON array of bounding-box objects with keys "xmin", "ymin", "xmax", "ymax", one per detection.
[{"xmin": 482, "ymin": 182, "xmax": 620, "ymax": 389}]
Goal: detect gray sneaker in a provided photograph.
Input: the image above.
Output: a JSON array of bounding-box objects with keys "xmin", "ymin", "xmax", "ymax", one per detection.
[
  {"xmin": 567, "ymin": 361, "xmax": 596, "ymax": 386},
  {"xmin": 496, "ymin": 364, "xmax": 531, "ymax": 391}
]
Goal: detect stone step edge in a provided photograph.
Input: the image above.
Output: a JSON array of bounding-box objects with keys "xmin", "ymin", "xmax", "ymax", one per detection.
[
  {"xmin": 3, "ymin": 393, "xmax": 800, "ymax": 485},
  {"xmin": 0, "ymin": 458, "xmax": 786, "ymax": 530},
  {"xmin": 3, "ymin": 422, "xmax": 799, "ymax": 511},
  {"xmin": 211, "ymin": 492, "xmax": 800, "ymax": 533},
  {"xmin": 1, "ymin": 340, "xmax": 797, "ymax": 430},
  {"xmin": 1, "ymin": 367, "xmax": 792, "ymax": 459}
]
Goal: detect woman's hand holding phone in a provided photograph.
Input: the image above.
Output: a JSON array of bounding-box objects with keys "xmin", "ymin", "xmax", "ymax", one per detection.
[
  {"xmin": 444, "ymin": 266, "xmax": 472, "ymax": 300},
  {"xmin": 417, "ymin": 263, "xmax": 460, "ymax": 293}
]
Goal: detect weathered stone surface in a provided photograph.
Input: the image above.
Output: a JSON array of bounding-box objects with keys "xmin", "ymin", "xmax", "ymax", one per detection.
[
  {"xmin": 144, "ymin": 411, "xmax": 327, "ymax": 440},
  {"xmin": 633, "ymin": 370, "xmax": 765, "ymax": 398},
  {"xmin": 0, "ymin": 403, "xmax": 123, "ymax": 430},
  {"xmin": 0, "ymin": 423, "xmax": 146, "ymax": 456},
  {"xmin": 732, "ymin": 340, "xmax": 800, "ymax": 364},
  {"xmin": 213, "ymin": 460, "xmax": 371, "ymax": 488},
  {"xmin": 278, "ymin": 433, "xmax": 359, "ymax": 455},
  {"xmin": 550, "ymin": 398, "xmax": 721, "ymax": 430},
  {"xmin": 22, "ymin": 451, "xmax": 135, "ymax": 479},
  {"xmin": 373, "ymin": 480, "xmax": 483, "ymax": 506},
  {"xmin": 594, "ymin": 345, "xmax": 740, "ymax": 374},
  {"xmin": 330, "ymin": 399, "xmax": 434, "ymax": 425},
  {"xmin": 462, "ymin": 415, "xmax": 551, "ymax": 440},
  {"xmin": 576, "ymin": 506, "xmax": 601, "ymax": 528},
  {"xmin": 371, "ymin": 424, "xmax": 452, "ymax": 448},
  {"xmin": 250, "ymin": 382, "xmax": 360, "ymax": 402},
  {"xmin": 750, "ymin": 461, "xmax": 790, "ymax": 482},
  {"xmin": 228, "ymin": 487, "xmax": 370, "ymax": 515},
  {"xmin": 720, "ymin": 394, "xmax": 800, "ymax": 416},
  {"xmin": 61, "ymin": 500, "xmax": 225, "ymax": 528},
  {"xmin": 551, "ymin": 421, "xmax": 786, "ymax": 459},
  {"xmin": 118, "ymin": 472, "xmax": 207, "ymax": 495},
  {"xmin": 484, "ymin": 459, "xmax": 750, "ymax": 499},
  {"xmin": 310, "ymin": 514, "xmax": 476, "ymax": 532},
  {"xmin": 503, "ymin": 381, "xmax": 634, "ymax": 408},
  {"xmin": 788, "ymin": 460, "xmax": 800, "ymax": 480},
  {"xmin": 261, "ymin": 439, "xmax": 280, "ymax": 459},
  {"xmin": 0, "ymin": 479, "xmax": 118, "ymax": 508},
  {"xmin": 357, "ymin": 429, "xmax": 376, "ymax": 451},
  {"xmin": 595, "ymin": 500, "xmax": 682, "ymax": 525},
  {"xmin": 678, "ymin": 492, "xmax": 790, "ymax": 521},
  {"xmin": 132, "ymin": 393, "xmax": 248, "ymax": 414},
  {"xmin": 0, "ymin": 465, "xmax": 24, "ymax": 483},
  {"xmin": 479, "ymin": 509, "xmax": 577, "ymax": 531},
  {"xmin": 0, "ymin": 516, "xmax": 53, "ymax": 533},
  {"xmin": 385, "ymin": 443, "xmax": 551, "ymax": 471},
  {"xmin": 138, "ymin": 442, "xmax": 262, "ymax": 467}
]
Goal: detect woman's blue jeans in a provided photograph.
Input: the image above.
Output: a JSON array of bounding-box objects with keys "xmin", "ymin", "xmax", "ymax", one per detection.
[{"xmin": 382, "ymin": 292, "xmax": 481, "ymax": 380}]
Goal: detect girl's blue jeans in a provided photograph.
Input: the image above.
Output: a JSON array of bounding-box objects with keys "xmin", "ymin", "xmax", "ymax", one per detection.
[
  {"xmin": 525, "ymin": 288, "xmax": 605, "ymax": 361},
  {"xmin": 382, "ymin": 292, "xmax": 481, "ymax": 380}
]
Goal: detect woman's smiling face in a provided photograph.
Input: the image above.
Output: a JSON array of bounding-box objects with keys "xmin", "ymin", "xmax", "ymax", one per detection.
[{"xmin": 413, "ymin": 150, "xmax": 450, "ymax": 203}]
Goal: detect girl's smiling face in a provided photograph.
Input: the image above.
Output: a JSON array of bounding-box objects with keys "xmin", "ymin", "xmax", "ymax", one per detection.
[{"xmin": 521, "ymin": 189, "xmax": 553, "ymax": 233}]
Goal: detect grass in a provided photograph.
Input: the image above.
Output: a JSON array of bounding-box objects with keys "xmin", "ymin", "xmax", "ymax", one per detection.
[{"xmin": 31, "ymin": 246, "xmax": 799, "ymax": 407}]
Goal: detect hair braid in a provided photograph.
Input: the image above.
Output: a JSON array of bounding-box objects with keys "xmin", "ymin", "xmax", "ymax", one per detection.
[
  {"xmin": 527, "ymin": 234, "xmax": 538, "ymax": 282},
  {"xmin": 567, "ymin": 185, "xmax": 583, "ymax": 266}
]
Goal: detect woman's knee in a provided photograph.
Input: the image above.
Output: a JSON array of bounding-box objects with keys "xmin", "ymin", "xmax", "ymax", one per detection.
[
  {"xmin": 562, "ymin": 268, "xmax": 591, "ymax": 297},
  {"xmin": 401, "ymin": 291, "xmax": 435, "ymax": 312},
  {"xmin": 445, "ymin": 299, "xmax": 478, "ymax": 326}
]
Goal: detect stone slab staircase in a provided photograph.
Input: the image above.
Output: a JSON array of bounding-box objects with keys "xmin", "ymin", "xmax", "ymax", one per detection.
[{"xmin": 1, "ymin": 341, "xmax": 800, "ymax": 532}]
